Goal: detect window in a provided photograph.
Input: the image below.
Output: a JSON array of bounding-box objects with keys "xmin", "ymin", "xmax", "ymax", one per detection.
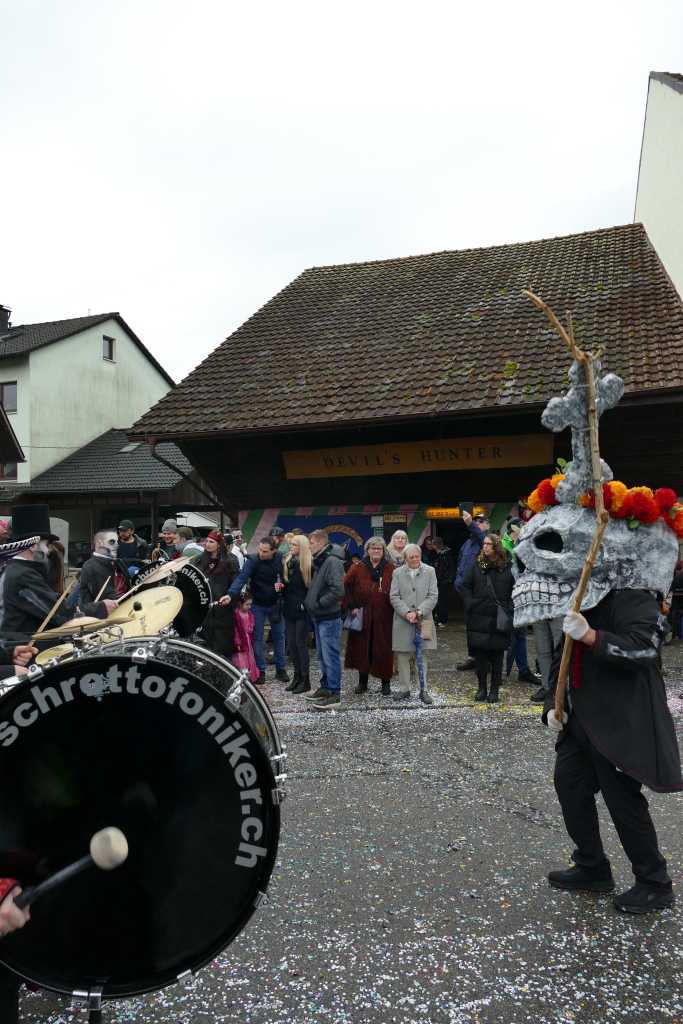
[
  {"xmin": 103, "ymin": 336, "xmax": 115, "ymax": 361},
  {"xmin": 0, "ymin": 382, "xmax": 17, "ymax": 413},
  {"xmin": 0, "ymin": 463, "xmax": 17, "ymax": 480},
  {"xmin": 118, "ymin": 442, "xmax": 141, "ymax": 453}
]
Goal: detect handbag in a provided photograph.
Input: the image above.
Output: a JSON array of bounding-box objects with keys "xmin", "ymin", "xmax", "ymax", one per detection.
[
  {"xmin": 344, "ymin": 607, "xmax": 364, "ymax": 631},
  {"xmin": 343, "ymin": 577, "xmax": 378, "ymax": 630},
  {"xmin": 420, "ymin": 619, "xmax": 434, "ymax": 641},
  {"xmin": 485, "ymin": 572, "xmax": 515, "ymax": 636}
]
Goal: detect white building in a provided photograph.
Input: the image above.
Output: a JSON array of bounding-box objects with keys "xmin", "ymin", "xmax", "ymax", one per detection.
[
  {"xmin": 0, "ymin": 306, "xmax": 174, "ymax": 485},
  {"xmin": 635, "ymin": 71, "xmax": 683, "ymax": 299}
]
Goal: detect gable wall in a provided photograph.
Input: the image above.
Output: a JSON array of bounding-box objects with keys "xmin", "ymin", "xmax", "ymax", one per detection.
[
  {"xmin": 635, "ymin": 75, "xmax": 683, "ymax": 299},
  {"xmin": 28, "ymin": 319, "xmax": 171, "ymax": 478}
]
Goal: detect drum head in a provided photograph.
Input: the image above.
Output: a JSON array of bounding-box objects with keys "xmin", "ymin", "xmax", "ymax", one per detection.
[
  {"xmin": 172, "ymin": 564, "xmax": 212, "ymax": 637},
  {"xmin": 0, "ymin": 655, "xmax": 280, "ymax": 998}
]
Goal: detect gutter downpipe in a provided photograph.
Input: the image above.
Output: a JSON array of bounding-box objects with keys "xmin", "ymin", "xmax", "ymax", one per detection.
[{"xmin": 146, "ymin": 439, "xmax": 239, "ymax": 522}]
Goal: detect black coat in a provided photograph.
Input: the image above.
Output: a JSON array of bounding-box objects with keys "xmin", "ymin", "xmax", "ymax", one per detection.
[
  {"xmin": 194, "ymin": 553, "xmax": 239, "ymax": 657},
  {"xmin": 282, "ymin": 559, "xmax": 309, "ymax": 621},
  {"xmin": 80, "ymin": 555, "xmax": 131, "ymax": 604},
  {"xmin": 544, "ymin": 589, "xmax": 683, "ymax": 793},
  {"xmin": 461, "ymin": 556, "xmax": 514, "ymax": 651},
  {"xmin": 1, "ymin": 558, "xmax": 106, "ymax": 634}
]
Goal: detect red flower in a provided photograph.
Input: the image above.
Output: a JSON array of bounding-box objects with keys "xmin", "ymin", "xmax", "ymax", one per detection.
[
  {"xmin": 612, "ymin": 493, "xmax": 633, "ymax": 519},
  {"xmin": 654, "ymin": 488, "xmax": 678, "ymax": 511},
  {"xmin": 630, "ymin": 492, "xmax": 660, "ymax": 524},
  {"xmin": 537, "ymin": 479, "xmax": 559, "ymax": 506}
]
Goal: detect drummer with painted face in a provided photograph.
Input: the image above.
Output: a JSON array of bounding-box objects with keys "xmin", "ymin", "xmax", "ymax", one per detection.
[
  {"xmin": 1, "ymin": 506, "xmax": 117, "ymax": 637},
  {"xmin": 79, "ymin": 530, "xmax": 132, "ymax": 605}
]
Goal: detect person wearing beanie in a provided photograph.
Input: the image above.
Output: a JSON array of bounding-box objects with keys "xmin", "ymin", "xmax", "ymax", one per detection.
[{"xmin": 149, "ymin": 519, "xmax": 179, "ymax": 561}]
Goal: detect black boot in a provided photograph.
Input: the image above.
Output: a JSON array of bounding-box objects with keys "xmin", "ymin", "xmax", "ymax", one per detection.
[
  {"xmin": 285, "ymin": 672, "xmax": 301, "ymax": 692},
  {"xmin": 487, "ymin": 674, "xmax": 501, "ymax": 703},
  {"xmin": 355, "ymin": 673, "xmax": 369, "ymax": 694},
  {"xmin": 474, "ymin": 674, "xmax": 487, "ymax": 701},
  {"xmin": 381, "ymin": 679, "xmax": 391, "ymax": 696},
  {"xmin": 291, "ymin": 673, "xmax": 311, "ymax": 694}
]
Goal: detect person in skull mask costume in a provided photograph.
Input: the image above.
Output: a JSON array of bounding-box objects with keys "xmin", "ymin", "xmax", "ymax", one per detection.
[
  {"xmin": 1, "ymin": 506, "xmax": 116, "ymax": 635},
  {"xmin": 514, "ymin": 480, "xmax": 683, "ymax": 913},
  {"xmin": 80, "ymin": 529, "xmax": 132, "ymax": 604}
]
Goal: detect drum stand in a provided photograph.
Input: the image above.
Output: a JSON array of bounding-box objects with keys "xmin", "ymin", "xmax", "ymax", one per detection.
[{"xmin": 72, "ymin": 986, "xmax": 103, "ymax": 1021}]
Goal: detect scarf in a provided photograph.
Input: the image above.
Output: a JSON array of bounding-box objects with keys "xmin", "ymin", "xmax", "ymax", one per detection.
[
  {"xmin": 363, "ymin": 555, "xmax": 387, "ymax": 581},
  {"xmin": 477, "ymin": 553, "xmax": 500, "ymax": 573}
]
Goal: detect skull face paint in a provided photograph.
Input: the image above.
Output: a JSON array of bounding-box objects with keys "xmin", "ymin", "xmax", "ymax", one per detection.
[
  {"xmin": 32, "ymin": 539, "xmax": 52, "ymax": 564},
  {"xmin": 512, "ymin": 504, "xmax": 678, "ymax": 627},
  {"xmin": 94, "ymin": 531, "xmax": 119, "ymax": 558}
]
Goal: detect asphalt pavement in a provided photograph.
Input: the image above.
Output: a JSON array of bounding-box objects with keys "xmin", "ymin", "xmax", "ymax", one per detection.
[{"xmin": 19, "ymin": 620, "xmax": 683, "ymax": 1023}]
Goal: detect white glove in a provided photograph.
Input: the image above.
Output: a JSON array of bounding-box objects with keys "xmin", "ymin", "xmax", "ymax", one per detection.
[
  {"xmin": 547, "ymin": 709, "xmax": 568, "ymax": 731},
  {"xmin": 562, "ymin": 611, "xmax": 590, "ymax": 641}
]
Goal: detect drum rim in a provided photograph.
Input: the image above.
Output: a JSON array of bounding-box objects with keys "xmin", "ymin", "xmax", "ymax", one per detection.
[{"xmin": 0, "ymin": 648, "xmax": 282, "ymax": 998}]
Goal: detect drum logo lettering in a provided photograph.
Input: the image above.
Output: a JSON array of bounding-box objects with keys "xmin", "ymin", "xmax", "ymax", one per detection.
[{"xmin": 0, "ymin": 666, "xmax": 266, "ymax": 870}]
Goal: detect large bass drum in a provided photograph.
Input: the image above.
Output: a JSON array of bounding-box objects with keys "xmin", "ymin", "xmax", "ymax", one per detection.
[{"xmin": 0, "ymin": 638, "xmax": 284, "ymax": 1000}]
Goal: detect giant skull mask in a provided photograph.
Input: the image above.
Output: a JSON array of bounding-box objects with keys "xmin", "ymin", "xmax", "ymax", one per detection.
[{"xmin": 512, "ymin": 504, "xmax": 678, "ymax": 627}]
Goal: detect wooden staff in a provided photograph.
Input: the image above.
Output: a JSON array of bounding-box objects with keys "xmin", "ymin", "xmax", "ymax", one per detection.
[
  {"xmin": 522, "ymin": 291, "xmax": 610, "ymax": 720},
  {"xmin": 31, "ymin": 572, "xmax": 81, "ymax": 640}
]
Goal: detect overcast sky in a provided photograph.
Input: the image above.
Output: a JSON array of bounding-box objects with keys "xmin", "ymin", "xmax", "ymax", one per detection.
[{"xmin": 2, "ymin": 0, "xmax": 682, "ymax": 383}]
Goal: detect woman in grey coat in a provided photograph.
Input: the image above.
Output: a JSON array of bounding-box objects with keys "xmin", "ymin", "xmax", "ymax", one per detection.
[{"xmin": 390, "ymin": 544, "xmax": 438, "ymax": 705}]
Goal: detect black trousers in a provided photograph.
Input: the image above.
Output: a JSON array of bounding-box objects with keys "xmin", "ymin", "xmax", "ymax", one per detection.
[
  {"xmin": 0, "ymin": 965, "xmax": 19, "ymax": 1023},
  {"xmin": 473, "ymin": 648, "xmax": 504, "ymax": 688},
  {"xmin": 435, "ymin": 583, "xmax": 450, "ymax": 624},
  {"xmin": 284, "ymin": 617, "xmax": 310, "ymax": 674},
  {"xmin": 554, "ymin": 714, "xmax": 670, "ymax": 888}
]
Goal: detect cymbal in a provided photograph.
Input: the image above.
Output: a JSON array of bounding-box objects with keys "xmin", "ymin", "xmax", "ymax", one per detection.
[
  {"xmin": 115, "ymin": 586, "xmax": 183, "ymax": 637},
  {"xmin": 35, "ymin": 642, "xmax": 79, "ymax": 666},
  {"xmin": 32, "ymin": 616, "xmax": 103, "ymax": 641}
]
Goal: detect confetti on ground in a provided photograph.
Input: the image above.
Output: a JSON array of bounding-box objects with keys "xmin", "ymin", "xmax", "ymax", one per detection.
[{"xmin": 20, "ymin": 623, "xmax": 683, "ymax": 1022}]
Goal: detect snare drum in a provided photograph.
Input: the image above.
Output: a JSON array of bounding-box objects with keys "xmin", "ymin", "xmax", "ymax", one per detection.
[{"xmin": 0, "ymin": 637, "xmax": 284, "ymax": 1000}]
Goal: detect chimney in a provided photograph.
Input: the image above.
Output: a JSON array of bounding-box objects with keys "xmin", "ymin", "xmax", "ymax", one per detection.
[{"xmin": 0, "ymin": 306, "xmax": 11, "ymax": 332}]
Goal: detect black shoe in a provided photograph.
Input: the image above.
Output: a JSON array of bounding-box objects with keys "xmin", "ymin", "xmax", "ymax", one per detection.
[
  {"xmin": 354, "ymin": 681, "xmax": 368, "ymax": 694},
  {"xmin": 474, "ymin": 686, "xmax": 487, "ymax": 701},
  {"xmin": 255, "ymin": 671, "xmax": 267, "ymax": 685},
  {"xmin": 393, "ymin": 690, "xmax": 410, "ymax": 700},
  {"xmin": 275, "ymin": 668, "xmax": 290, "ymax": 683},
  {"xmin": 612, "ymin": 883, "xmax": 675, "ymax": 913},
  {"xmin": 381, "ymin": 681, "xmax": 391, "ymax": 696},
  {"xmin": 517, "ymin": 669, "xmax": 541, "ymax": 685},
  {"xmin": 291, "ymin": 674, "xmax": 311, "ymax": 695},
  {"xmin": 487, "ymin": 686, "xmax": 500, "ymax": 703},
  {"xmin": 457, "ymin": 659, "xmax": 476, "ymax": 671},
  {"xmin": 548, "ymin": 865, "xmax": 616, "ymax": 893},
  {"xmin": 285, "ymin": 673, "xmax": 301, "ymax": 692},
  {"xmin": 529, "ymin": 686, "xmax": 547, "ymax": 703}
]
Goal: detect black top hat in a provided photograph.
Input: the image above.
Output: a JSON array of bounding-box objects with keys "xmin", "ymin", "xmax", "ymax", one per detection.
[{"xmin": 11, "ymin": 505, "xmax": 59, "ymax": 543}]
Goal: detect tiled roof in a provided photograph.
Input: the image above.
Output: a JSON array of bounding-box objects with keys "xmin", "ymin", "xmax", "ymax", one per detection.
[
  {"xmin": 130, "ymin": 223, "xmax": 683, "ymax": 439},
  {"xmin": 651, "ymin": 71, "xmax": 683, "ymax": 96},
  {"xmin": 0, "ymin": 313, "xmax": 174, "ymax": 385},
  {"xmin": 0, "ymin": 429, "xmax": 193, "ymax": 499}
]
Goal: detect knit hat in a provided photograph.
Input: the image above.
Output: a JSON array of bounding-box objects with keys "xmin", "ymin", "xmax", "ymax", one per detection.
[{"xmin": 162, "ymin": 519, "xmax": 178, "ymax": 533}]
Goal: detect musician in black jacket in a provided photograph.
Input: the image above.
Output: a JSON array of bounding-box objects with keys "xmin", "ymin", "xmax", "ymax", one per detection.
[
  {"xmin": 0, "ymin": 506, "xmax": 116, "ymax": 636},
  {"xmin": 544, "ymin": 588, "xmax": 682, "ymax": 913},
  {"xmin": 79, "ymin": 530, "xmax": 132, "ymax": 604}
]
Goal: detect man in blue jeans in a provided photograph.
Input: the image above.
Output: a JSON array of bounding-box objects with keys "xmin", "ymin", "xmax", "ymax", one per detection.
[
  {"xmin": 221, "ymin": 536, "xmax": 289, "ymax": 685},
  {"xmin": 303, "ymin": 530, "xmax": 345, "ymax": 710}
]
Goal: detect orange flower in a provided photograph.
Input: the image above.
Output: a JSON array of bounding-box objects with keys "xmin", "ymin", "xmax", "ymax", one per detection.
[
  {"xmin": 526, "ymin": 489, "xmax": 546, "ymax": 514},
  {"xmin": 629, "ymin": 485, "xmax": 654, "ymax": 501},
  {"xmin": 578, "ymin": 491, "xmax": 593, "ymax": 507},
  {"xmin": 606, "ymin": 481, "xmax": 629, "ymax": 514}
]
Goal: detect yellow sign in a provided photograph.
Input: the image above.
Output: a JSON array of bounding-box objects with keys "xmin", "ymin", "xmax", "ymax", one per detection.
[
  {"xmin": 422, "ymin": 506, "xmax": 490, "ymax": 520},
  {"xmin": 283, "ymin": 435, "xmax": 553, "ymax": 480},
  {"xmin": 322, "ymin": 524, "xmax": 363, "ymax": 545}
]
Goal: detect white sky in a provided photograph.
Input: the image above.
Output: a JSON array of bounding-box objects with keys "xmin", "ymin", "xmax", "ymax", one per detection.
[{"xmin": 2, "ymin": 0, "xmax": 682, "ymax": 383}]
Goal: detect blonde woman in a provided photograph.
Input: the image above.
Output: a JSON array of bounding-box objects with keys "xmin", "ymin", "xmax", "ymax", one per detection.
[
  {"xmin": 387, "ymin": 530, "xmax": 408, "ymax": 564},
  {"xmin": 282, "ymin": 534, "xmax": 313, "ymax": 694}
]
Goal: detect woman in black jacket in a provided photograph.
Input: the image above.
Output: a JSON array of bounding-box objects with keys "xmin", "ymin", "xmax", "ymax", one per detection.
[
  {"xmin": 193, "ymin": 532, "xmax": 239, "ymax": 659},
  {"xmin": 461, "ymin": 534, "xmax": 514, "ymax": 704},
  {"xmin": 282, "ymin": 535, "xmax": 312, "ymax": 694}
]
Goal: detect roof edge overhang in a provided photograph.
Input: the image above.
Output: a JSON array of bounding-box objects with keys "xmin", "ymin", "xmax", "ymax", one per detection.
[{"xmin": 127, "ymin": 385, "xmax": 683, "ymax": 445}]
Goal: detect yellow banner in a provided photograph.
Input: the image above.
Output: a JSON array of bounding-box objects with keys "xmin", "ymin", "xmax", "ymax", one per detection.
[{"xmin": 283, "ymin": 434, "xmax": 553, "ymax": 479}]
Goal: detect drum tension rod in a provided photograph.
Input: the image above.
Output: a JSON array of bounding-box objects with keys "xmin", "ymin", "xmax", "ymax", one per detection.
[{"xmin": 71, "ymin": 985, "xmax": 103, "ymax": 1016}]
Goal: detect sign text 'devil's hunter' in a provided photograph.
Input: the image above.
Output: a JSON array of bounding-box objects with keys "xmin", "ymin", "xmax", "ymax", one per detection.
[{"xmin": 283, "ymin": 435, "xmax": 553, "ymax": 479}]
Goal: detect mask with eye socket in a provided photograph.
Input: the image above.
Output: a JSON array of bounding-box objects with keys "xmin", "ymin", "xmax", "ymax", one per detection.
[
  {"xmin": 511, "ymin": 504, "xmax": 678, "ymax": 626},
  {"xmin": 31, "ymin": 539, "xmax": 52, "ymax": 564}
]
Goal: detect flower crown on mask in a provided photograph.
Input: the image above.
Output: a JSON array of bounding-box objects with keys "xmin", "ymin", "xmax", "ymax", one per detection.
[{"xmin": 522, "ymin": 475, "xmax": 683, "ymax": 538}]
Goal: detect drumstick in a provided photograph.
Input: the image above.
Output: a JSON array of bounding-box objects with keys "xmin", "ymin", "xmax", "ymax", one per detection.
[
  {"xmin": 31, "ymin": 573, "xmax": 81, "ymax": 640},
  {"xmin": 94, "ymin": 578, "xmax": 110, "ymax": 603},
  {"xmin": 14, "ymin": 827, "xmax": 128, "ymax": 909}
]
